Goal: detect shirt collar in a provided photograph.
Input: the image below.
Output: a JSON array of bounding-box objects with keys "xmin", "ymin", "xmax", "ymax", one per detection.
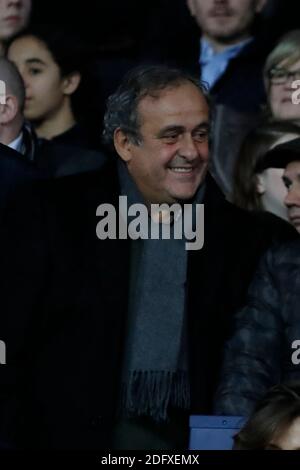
[
  {"xmin": 7, "ymin": 132, "xmax": 23, "ymax": 153},
  {"xmin": 200, "ymin": 37, "xmax": 253, "ymax": 64}
]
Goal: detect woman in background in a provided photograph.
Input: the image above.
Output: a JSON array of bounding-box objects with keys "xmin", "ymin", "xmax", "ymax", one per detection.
[{"xmin": 264, "ymin": 30, "xmax": 300, "ymax": 125}]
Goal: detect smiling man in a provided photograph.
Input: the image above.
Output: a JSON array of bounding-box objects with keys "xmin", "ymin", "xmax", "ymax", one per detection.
[
  {"xmin": 0, "ymin": 65, "xmax": 296, "ymax": 451},
  {"xmin": 0, "ymin": 0, "xmax": 31, "ymax": 55},
  {"xmin": 112, "ymin": 79, "xmax": 210, "ymax": 205}
]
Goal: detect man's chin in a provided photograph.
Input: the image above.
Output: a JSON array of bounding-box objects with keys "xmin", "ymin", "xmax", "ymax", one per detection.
[
  {"xmin": 168, "ymin": 188, "xmax": 201, "ymax": 203},
  {"xmin": 209, "ymin": 26, "xmax": 245, "ymax": 43},
  {"xmin": 165, "ymin": 170, "xmax": 207, "ymax": 203}
]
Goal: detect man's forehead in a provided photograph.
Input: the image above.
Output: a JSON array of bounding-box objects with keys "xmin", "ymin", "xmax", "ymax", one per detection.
[
  {"xmin": 191, "ymin": 0, "xmax": 255, "ymax": 10},
  {"xmin": 137, "ymin": 83, "xmax": 209, "ymax": 118}
]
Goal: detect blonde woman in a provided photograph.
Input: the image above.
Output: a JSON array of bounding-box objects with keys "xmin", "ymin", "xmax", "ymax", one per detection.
[{"xmin": 264, "ymin": 30, "xmax": 300, "ymax": 124}]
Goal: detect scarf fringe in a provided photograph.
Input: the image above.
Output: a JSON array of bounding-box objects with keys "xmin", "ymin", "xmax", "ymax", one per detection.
[{"xmin": 120, "ymin": 370, "xmax": 190, "ymax": 422}]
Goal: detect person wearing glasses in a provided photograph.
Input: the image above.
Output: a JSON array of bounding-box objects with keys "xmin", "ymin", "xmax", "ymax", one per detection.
[{"xmin": 264, "ymin": 30, "xmax": 300, "ymax": 125}]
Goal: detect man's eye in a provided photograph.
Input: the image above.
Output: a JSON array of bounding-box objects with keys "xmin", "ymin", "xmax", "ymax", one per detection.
[
  {"xmin": 193, "ymin": 131, "xmax": 208, "ymax": 142},
  {"xmin": 162, "ymin": 135, "xmax": 178, "ymax": 143},
  {"xmin": 283, "ymin": 179, "xmax": 291, "ymax": 190}
]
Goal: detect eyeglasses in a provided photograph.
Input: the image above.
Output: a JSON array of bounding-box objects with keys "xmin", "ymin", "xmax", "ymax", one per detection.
[{"xmin": 268, "ymin": 67, "xmax": 300, "ymax": 85}]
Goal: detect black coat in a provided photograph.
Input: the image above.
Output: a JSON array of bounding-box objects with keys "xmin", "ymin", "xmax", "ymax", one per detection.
[
  {"xmin": 17, "ymin": 124, "xmax": 108, "ymax": 178},
  {"xmin": 0, "ymin": 143, "xmax": 42, "ymax": 219},
  {"xmin": 0, "ymin": 162, "xmax": 296, "ymax": 449},
  {"xmin": 214, "ymin": 239, "xmax": 300, "ymax": 417}
]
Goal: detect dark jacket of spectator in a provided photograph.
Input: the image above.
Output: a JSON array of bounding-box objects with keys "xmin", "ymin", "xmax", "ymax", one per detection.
[
  {"xmin": 20, "ymin": 124, "xmax": 107, "ymax": 178},
  {"xmin": 0, "ymin": 142, "xmax": 41, "ymax": 218},
  {"xmin": 51, "ymin": 123, "xmax": 103, "ymax": 152},
  {"xmin": 203, "ymin": 39, "xmax": 268, "ymax": 195},
  {"xmin": 214, "ymin": 239, "xmax": 300, "ymax": 417}
]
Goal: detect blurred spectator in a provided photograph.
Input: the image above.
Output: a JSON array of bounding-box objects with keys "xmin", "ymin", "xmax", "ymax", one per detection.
[
  {"xmin": 214, "ymin": 237, "xmax": 300, "ymax": 417},
  {"xmin": 0, "ymin": 57, "xmax": 41, "ymax": 222},
  {"xmin": 0, "ymin": 56, "xmax": 36, "ymax": 158},
  {"xmin": 264, "ymin": 30, "xmax": 300, "ymax": 125},
  {"xmin": 233, "ymin": 382, "xmax": 300, "ymax": 450},
  {"xmin": 232, "ymin": 121, "xmax": 300, "ymax": 221},
  {"xmin": 0, "ymin": 142, "xmax": 41, "ymax": 222},
  {"xmin": 0, "ymin": 0, "xmax": 31, "ymax": 55},
  {"xmin": 7, "ymin": 26, "xmax": 102, "ymax": 150},
  {"xmin": 284, "ymin": 161, "xmax": 300, "ymax": 231},
  {"xmin": 0, "ymin": 56, "xmax": 107, "ymax": 177},
  {"xmin": 187, "ymin": 0, "xmax": 267, "ymax": 90},
  {"xmin": 277, "ymin": 139, "xmax": 300, "ymax": 233},
  {"xmin": 184, "ymin": 0, "xmax": 274, "ymax": 197},
  {"xmin": 253, "ymin": 138, "xmax": 300, "ymax": 233}
]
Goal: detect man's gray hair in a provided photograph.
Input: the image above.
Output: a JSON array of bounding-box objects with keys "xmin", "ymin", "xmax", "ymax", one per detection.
[{"xmin": 103, "ymin": 64, "xmax": 210, "ymax": 149}]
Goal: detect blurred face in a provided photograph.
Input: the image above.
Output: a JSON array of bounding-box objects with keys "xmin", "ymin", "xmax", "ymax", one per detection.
[
  {"xmin": 8, "ymin": 35, "xmax": 68, "ymax": 123},
  {"xmin": 187, "ymin": 0, "xmax": 266, "ymax": 43},
  {"xmin": 257, "ymin": 168, "xmax": 288, "ymax": 221},
  {"xmin": 268, "ymin": 417, "xmax": 300, "ymax": 450},
  {"xmin": 0, "ymin": 0, "xmax": 31, "ymax": 42},
  {"xmin": 283, "ymin": 161, "xmax": 300, "ymax": 233},
  {"xmin": 269, "ymin": 59, "xmax": 300, "ymax": 123},
  {"xmin": 116, "ymin": 82, "xmax": 210, "ymax": 204}
]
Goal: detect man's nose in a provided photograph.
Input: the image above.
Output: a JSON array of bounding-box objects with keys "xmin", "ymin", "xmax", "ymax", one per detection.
[
  {"xmin": 20, "ymin": 72, "xmax": 29, "ymax": 90},
  {"xmin": 284, "ymin": 188, "xmax": 300, "ymax": 207},
  {"xmin": 180, "ymin": 135, "xmax": 201, "ymax": 160}
]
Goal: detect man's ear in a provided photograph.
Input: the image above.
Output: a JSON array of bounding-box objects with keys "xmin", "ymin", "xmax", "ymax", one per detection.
[
  {"xmin": 255, "ymin": 0, "xmax": 267, "ymax": 14},
  {"xmin": 63, "ymin": 71, "xmax": 81, "ymax": 96},
  {"xmin": 0, "ymin": 95, "xmax": 18, "ymax": 124},
  {"xmin": 114, "ymin": 128, "xmax": 134, "ymax": 163},
  {"xmin": 187, "ymin": 0, "xmax": 196, "ymax": 17},
  {"xmin": 256, "ymin": 173, "xmax": 266, "ymax": 195}
]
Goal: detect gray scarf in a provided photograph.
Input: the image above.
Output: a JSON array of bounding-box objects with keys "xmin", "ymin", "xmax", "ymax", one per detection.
[{"xmin": 118, "ymin": 161, "xmax": 204, "ymax": 421}]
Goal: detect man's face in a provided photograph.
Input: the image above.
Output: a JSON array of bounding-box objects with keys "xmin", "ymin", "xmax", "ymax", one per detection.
[
  {"xmin": 187, "ymin": 0, "xmax": 265, "ymax": 43},
  {"xmin": 283, "ymin": 161, "xmax": 300, "ymax": 233},
  {"xmin": 257, "ymin": 168, "xmax": 288, "ymax": 221},
  {"xmin": 0, "ymin": 0, "xmax": 31, "ymax": 42},
  {"xmin": 116, "ymin": 82, "xmax": 210, "ymax": 205}
]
